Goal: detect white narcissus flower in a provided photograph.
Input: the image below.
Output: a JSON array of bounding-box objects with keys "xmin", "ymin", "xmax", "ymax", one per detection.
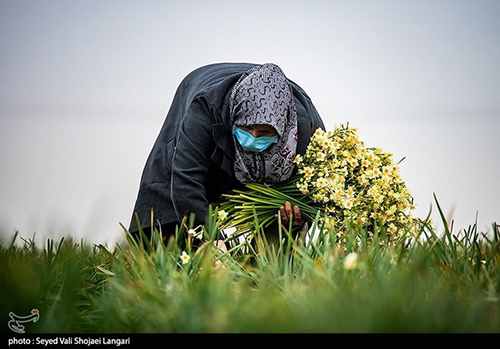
[
  {"xmin": 343, "ymin": 199, "xmax": 353, "ymax": 210},
  {"xmin": 388, "ymin": 223, "xmax": 398, "ymax": 234},
  {"xmin": 343, "ymin": 252, "xmax": 358, "ymax": 270},
  {"xmin": 188, "ymin": 228, "xmax": 203, "ymax": 240},
  {"xmin": 348, "ymin": 157, "xmax": 358, "ymax": 167},
  {"xmin": 218, "ymin": 210, "xmax": 228, "ymax": 222},
  {"xmin": 314, "ymin": 128, "xmax": 326, "ymax": 138},
  {"xmin": 298, "ymin": 183, "xmax": 309, "ymax": 194},
  {"xmin": 294, "ymin": 155, "xmax": 303, "ymax": 166},
  {"xmin": 180, "ymin": 251, "xmax": 190, "ymax": 265},
  {"xmin": 382, "ymin": 166, "xmax": 391, "ymax": 176},
  {"xmin": 315, "ymin": 177, "xmax": 327, "ymax": 188}
]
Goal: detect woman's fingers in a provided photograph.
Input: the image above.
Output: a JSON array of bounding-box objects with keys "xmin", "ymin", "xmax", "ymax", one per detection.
[
  {"xmin": 279, "ymin": 205, "xmax": 289, "ymax": 224},
  {"xmin": 285, "ymin": 201, "xmax": 293, "ymax": 218},
  {"xmin": 276, "ymin": 202, "xmax": 303, "ymax": 227},
  {"xmin": 293, "ymin": 205, "xmax": 302, "ymax": 225}
]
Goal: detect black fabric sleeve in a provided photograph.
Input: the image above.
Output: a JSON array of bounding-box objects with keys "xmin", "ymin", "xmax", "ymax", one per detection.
[{"xmin": 170, "ymin": 97, "xmax": 216, "ymax": 226}]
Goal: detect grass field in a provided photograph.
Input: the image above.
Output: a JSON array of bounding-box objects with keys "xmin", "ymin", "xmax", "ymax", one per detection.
[{"xmin": 1, "ymin": 200, "xmax": 499, "ymax": 333}]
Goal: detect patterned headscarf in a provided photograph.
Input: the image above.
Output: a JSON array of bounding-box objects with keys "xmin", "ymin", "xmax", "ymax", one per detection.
[{"xmin": 229, "ymin": 63, "xmax": 298, "ymax": 184}]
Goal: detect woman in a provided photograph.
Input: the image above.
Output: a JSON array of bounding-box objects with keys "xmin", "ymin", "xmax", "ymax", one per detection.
[{"xmin": 129, "ymin": 63, "xmax": 325, "ymax": 239}]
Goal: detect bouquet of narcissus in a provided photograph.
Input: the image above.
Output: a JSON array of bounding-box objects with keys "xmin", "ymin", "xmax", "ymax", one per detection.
[{"xmin": 217, "ymin": 123, "xmax": 418, "ymax": 243}]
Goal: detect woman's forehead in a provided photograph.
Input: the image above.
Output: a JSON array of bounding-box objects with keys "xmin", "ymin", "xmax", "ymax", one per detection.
[
  {"xmin": 249, "ymin": 124, "xmax": 274, "ymax": 129},
  {"xmin": 240, "ymin": 124, "xmax": 276, "ymax": 131}
]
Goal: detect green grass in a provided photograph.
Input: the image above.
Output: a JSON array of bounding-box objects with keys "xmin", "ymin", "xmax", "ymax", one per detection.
[{"xmin": 1, "ymin": 202, "xmax": 499, "ymax": 333}]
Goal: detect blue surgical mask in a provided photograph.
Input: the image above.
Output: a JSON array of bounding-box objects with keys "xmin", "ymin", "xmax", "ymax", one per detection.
[{"xmin": 232, "ymin": 126, "xmax": 278, "ymax": 153}]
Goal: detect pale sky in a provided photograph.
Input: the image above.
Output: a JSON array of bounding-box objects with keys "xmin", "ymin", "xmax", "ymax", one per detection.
[{"xmin": 1, "ymin": 0, "xmax": 499, "ymax": 245}]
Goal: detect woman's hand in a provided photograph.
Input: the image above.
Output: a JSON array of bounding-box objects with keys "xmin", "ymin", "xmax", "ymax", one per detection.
[{"xmin": 276, "ymin": 201, "xmax": 306, "ymax": 228}]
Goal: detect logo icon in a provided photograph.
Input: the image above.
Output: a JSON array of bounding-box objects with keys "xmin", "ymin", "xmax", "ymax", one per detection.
[{"xmin": 8, "ymin": 309, "xmax": 39, "ymax": 333}]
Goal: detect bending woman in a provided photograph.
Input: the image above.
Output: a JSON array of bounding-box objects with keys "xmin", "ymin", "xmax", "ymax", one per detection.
[{"xmin": 129, "ymin": 62, "xmax": 325, "ymax": 239}]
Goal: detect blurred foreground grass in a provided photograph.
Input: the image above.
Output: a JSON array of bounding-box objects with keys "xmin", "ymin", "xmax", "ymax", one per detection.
[{"xmin": 1, "ymin": 205, "xmax": 499, "ymax": 333}]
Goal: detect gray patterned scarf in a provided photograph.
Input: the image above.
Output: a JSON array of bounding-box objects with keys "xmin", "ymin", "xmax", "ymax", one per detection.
[{"xmin": 229, "ymin": 63, "xmax": 298, "ymax": 184}]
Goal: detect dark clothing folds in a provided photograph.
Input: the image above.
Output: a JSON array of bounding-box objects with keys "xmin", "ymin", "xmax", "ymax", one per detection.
[{"xmin": 129, "ymin": 63, "xmax": 325, "ymax": 234}]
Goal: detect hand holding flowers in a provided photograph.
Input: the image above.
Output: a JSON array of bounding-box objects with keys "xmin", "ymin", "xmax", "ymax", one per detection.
[
  {"xmin": 216, "ymin": 123, "xmax": 419, "ymax": 246},
  {"xmin": 276, "ymin": 201, "xmax": 306, "ymax": 229}
]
